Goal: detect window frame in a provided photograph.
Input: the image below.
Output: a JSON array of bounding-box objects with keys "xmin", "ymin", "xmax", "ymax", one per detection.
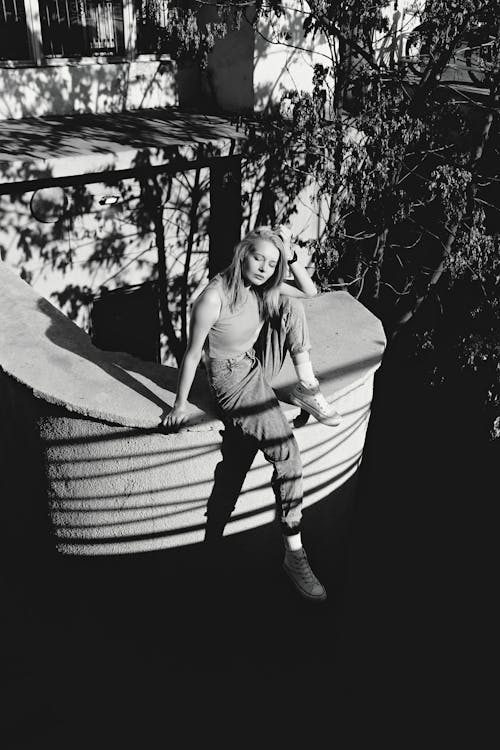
[{"xmin": 0, "ymin": 0, "xmax": 172, "ymax": 67}]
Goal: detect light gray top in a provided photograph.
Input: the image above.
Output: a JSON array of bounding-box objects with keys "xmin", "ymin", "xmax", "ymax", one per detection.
[{"xmin": 204, "ymin": 275, "xmax": 263, "ymax": 359}]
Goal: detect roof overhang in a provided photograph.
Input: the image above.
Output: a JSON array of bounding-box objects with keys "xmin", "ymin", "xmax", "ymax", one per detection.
[{"xmin": 0, "ymin": 107, "xmax": 246, "ymax": 194}]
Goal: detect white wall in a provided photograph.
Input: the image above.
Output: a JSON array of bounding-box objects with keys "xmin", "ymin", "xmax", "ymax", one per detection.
[
  {"xmin": 0, "ymin": 60, "xmax": 178, "ymax": 121},
  {"xmin": 0, "ymin": 172, "xmax": 210, "ymax": 352},
  {"xmin": 253, "ymin": 1, "xmax": 333, "ymax": 113}
]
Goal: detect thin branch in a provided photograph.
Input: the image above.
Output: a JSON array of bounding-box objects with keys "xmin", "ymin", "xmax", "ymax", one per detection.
[
  {"xmin": 474, "ymin": 196, "xmax": 500, "ymax": 214},
  {"xmin": 254, "ymin": 25, "xmax": 334, "ymax": 63},
  {"xmin": 381, "ymin": 280, "xmax": 413, "ymax": 296}
]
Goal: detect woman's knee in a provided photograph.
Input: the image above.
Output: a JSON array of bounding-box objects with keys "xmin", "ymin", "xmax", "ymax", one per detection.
[
  {"xmin": 279, "ymin": 295, "xmax": 305, "ymax": 320},
  {"xmin": 279, "ymin": 297, "xmax": 310, "ymax": 356},
  {"xmin": 268, "ymin": 433, "xmax": 303, "ymax": 475}
]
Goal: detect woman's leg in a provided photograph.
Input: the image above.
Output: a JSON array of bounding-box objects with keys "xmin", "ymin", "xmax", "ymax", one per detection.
[
  {"xmin": 231, "ymin": 357, "xmax": 326, "ymax": 601},
  {"xmin": 254, "ymin": 295, "xmax": 311, "ymax": 382},
  {"xmin": 259, "ymin": 426, "xmax": 326, "ymax": 602},
  {"xmin": 207, "ymin": 351, "xmax": 326, "ymax": 601},
  {"xmin": 255, "ymin": 296, "xmax": 342, "ymax": 426},
  {"xmin": 205, "ymin": 425, "xmax": 257, "ymax": 543}
]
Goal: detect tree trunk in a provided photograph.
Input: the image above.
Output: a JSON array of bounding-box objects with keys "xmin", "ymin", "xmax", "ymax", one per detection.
[
  {"xmin": 144, "ymin": 176, "xmax": 184, "ymax": 366},
  {"xmin": 181, "ymin": 168, "xmax": 202, "ymax": 349}
]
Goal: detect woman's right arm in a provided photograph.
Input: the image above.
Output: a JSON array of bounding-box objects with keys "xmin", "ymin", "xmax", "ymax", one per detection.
[{"xmin": 161, "ymin": 288, "xmax": 221, "ymax": 430}]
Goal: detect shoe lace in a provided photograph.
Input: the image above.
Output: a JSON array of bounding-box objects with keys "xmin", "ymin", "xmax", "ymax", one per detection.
[
  {"xmin": 290, "ymin": 550, "xmax": 317, "ymax": 583},
  {"xmin": 310, "ymin": 391, "xmax": 331, "ymax": 414}
]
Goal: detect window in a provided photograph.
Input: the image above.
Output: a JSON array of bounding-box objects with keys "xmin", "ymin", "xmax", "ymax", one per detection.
[
  {"xmin": 0, "ymin": 0, "xmax": 31, "ymax": 60},
  {"xmin": 39, "ymin": 0, "xmax": 125, "ymax": 57},
  {"xmin": 0, "ymin": 0, "xmax": 175, "ymax": 63}
]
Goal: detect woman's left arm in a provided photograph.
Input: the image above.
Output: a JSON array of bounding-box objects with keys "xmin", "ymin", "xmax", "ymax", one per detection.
[
  {"xmin": 281, "ymin": 258, "xmax": 317, "ymax": 298},
  {"xmin": 275, "ymin": 225, "xmax": 317, "ymax": 298}
]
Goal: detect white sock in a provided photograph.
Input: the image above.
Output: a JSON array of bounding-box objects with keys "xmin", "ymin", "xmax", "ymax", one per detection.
[
  {"xmin": 293, "ymin": 359, "xmax": 318, "ymax": 388},
  {"xmin": 283, "ymin": 532, "xmax": 302, "ymax": 552}
]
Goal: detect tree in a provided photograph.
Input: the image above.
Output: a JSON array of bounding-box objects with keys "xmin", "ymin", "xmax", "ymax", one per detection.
[{"xmin": 234, "ymin": 0, "xmax": 500, "ymax": 441}]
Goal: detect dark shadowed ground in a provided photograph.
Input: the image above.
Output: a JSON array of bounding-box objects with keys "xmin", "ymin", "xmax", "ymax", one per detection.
[{"xmin": 4, "ymin": 357, "xmax": 494, "ymax": 746}]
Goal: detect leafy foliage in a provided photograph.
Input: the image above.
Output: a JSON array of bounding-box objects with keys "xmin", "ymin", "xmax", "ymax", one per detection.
[{"xmin": 235, "ymin": 0, "xmax": 500, "ymax": 441}]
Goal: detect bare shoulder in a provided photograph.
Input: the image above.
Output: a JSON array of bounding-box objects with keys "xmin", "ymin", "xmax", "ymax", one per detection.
[{"xmin": 192, "ymin": 284, "xmax": 222, "ymax": 323}]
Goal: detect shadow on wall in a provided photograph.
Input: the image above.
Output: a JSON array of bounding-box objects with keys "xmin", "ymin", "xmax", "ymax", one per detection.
[
  {"xmin": 251, "ymin": 7, "xmax": 330, "ymax": 113},
  {"xmin": 36, "ymin": 296, "xmax": 171, "ymax": 421},
  {"xmin": 0, "ymin": 145, "xmax": 211, "ymax": 344},
  {"xmin": 0, "ymin": 60, "xmax": 179, "ymax": 121},
  {"xmin": 44, "ymin": 412, "xmax": 366, "ymax": 551}
]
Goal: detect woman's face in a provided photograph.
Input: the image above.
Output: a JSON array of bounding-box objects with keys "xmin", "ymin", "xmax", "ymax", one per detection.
[{"xmin": 241, "ymin": 239, "xmax": 280, "ymax": 287}]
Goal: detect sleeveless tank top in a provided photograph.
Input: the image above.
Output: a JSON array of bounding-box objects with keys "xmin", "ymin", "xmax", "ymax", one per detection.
[{"xmin": 204, "ymin": 275, "xmax": 263, "ymax": 359}]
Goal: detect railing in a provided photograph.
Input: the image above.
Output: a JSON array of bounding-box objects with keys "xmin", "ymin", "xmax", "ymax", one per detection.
[
  {"xmin": 1, "ymin": 0, "xmax": 165, "ymax": 60},
  {"xmin": 0, "ymin": 0, "xmax": 30, "ymax": 60},
  {"xmin": 39, "ymin": 0, "xmax": 124, "ymax": 57}
]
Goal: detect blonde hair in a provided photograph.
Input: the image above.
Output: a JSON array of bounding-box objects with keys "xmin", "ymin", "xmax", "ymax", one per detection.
[{"xmin": 220, "ymin": 226, "xmax": 287, "ymax": 321}]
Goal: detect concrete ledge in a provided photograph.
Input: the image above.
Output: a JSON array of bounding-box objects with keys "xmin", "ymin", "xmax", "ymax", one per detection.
[{"xmin": 0, "ymin": 261, "xmax": 385, "ymax": 430}]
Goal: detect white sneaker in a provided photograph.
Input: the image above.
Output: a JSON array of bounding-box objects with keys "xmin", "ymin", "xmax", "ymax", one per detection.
[
  {"xmin": 289, "ymin": 381, "xmax": 342, "ymax": 426},
  {"xmin": 283, "ymin": 548, "xmax": 327, "ymax": 602}
]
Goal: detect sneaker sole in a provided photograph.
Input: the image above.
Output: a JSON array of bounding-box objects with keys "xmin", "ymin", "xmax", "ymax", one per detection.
[
  {"xmin": 288, "ymin": 394, "xmax": 342, "ymax": 427},
  {"xmin": 283, "ymin": 562, "xmax": 327, "ymax": 602}
]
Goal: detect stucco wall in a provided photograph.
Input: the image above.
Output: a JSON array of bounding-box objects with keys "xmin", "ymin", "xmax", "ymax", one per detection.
[
  {"xmin": 0, "ymin": 172, "xmax": 210, "ymax": 335},
  {"xmin": 253, "ymin": 4, "xmax": 333, "ymax": 113},
  {"xmin": 41, "ymin": 374, "xmax": 373, "ymax": 555},
  {"xmin": 0, "ymin": 60, "xmax": 178, "ymax": 121},
  {"xmin": 0, "ymin": 351, "xmax": 375, "ymax": 556}
]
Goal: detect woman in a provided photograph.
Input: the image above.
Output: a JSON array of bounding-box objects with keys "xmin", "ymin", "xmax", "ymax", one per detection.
[{"xmin": 162, "ymin": 226, "xmax": 341, "ymax": 602}]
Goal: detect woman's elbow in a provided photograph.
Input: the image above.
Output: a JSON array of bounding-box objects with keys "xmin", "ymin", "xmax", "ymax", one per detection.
[{"xmin": 184, "ymin": 345, "xmax": 204, "ymax": 363}]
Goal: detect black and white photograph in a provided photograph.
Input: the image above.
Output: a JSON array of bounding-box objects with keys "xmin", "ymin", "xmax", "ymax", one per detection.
[{"xmin": 1, "ymin": 0, "xmax": 497, "ymax": 744}]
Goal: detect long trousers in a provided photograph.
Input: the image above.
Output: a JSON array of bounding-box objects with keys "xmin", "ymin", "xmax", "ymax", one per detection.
[{"xmin": 205, "ymin": 296, "xmax": 311, "ymax": 539}]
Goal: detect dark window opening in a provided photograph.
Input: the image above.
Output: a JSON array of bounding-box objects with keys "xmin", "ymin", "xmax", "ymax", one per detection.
[
  {"xmin": 0, "ymin": 0, "xmax": 31, "ymax": 61},
  {"xmin": 39, "ymin": 0, "xmax": 125, "ymax": 57}
]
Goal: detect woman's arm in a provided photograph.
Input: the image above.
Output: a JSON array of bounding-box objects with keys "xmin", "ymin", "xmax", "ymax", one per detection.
[
  {"xmin": 281, "ymin": 260, "xmax": 317, "ymax": 298},
  {"xmin": 161, "ymin": 288, "xmax": 221, "ymax": 430},
  {"xmin": 275, "ymin": 225, "xmax": 317, "ymax": 298}
]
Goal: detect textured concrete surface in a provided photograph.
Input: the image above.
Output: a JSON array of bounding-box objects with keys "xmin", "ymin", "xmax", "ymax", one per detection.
[{"xmin": 40, "ymin": 374, "xmax": 373, "ymax": 553}]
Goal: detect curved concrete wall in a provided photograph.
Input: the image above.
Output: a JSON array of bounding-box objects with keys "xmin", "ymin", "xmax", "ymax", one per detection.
[
  {"xmin": 42, "ymin": 374, "xmax": 373, "ymax": 554},
  {"xmin": 1, "ymin": 261, "xmax": 385, "ymax": 556}
]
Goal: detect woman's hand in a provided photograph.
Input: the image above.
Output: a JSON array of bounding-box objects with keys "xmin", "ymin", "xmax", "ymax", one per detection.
[
  {"xmin": 161, "ymin": 402, "xmax": 188, "ymax": 432},
  {"xmin": 274, "ymin": 224, "xmax": 317, "ymax": 298},
  {"xmin": 274, "ymin": 224, "xmax": 294, "ymax": 261}
]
